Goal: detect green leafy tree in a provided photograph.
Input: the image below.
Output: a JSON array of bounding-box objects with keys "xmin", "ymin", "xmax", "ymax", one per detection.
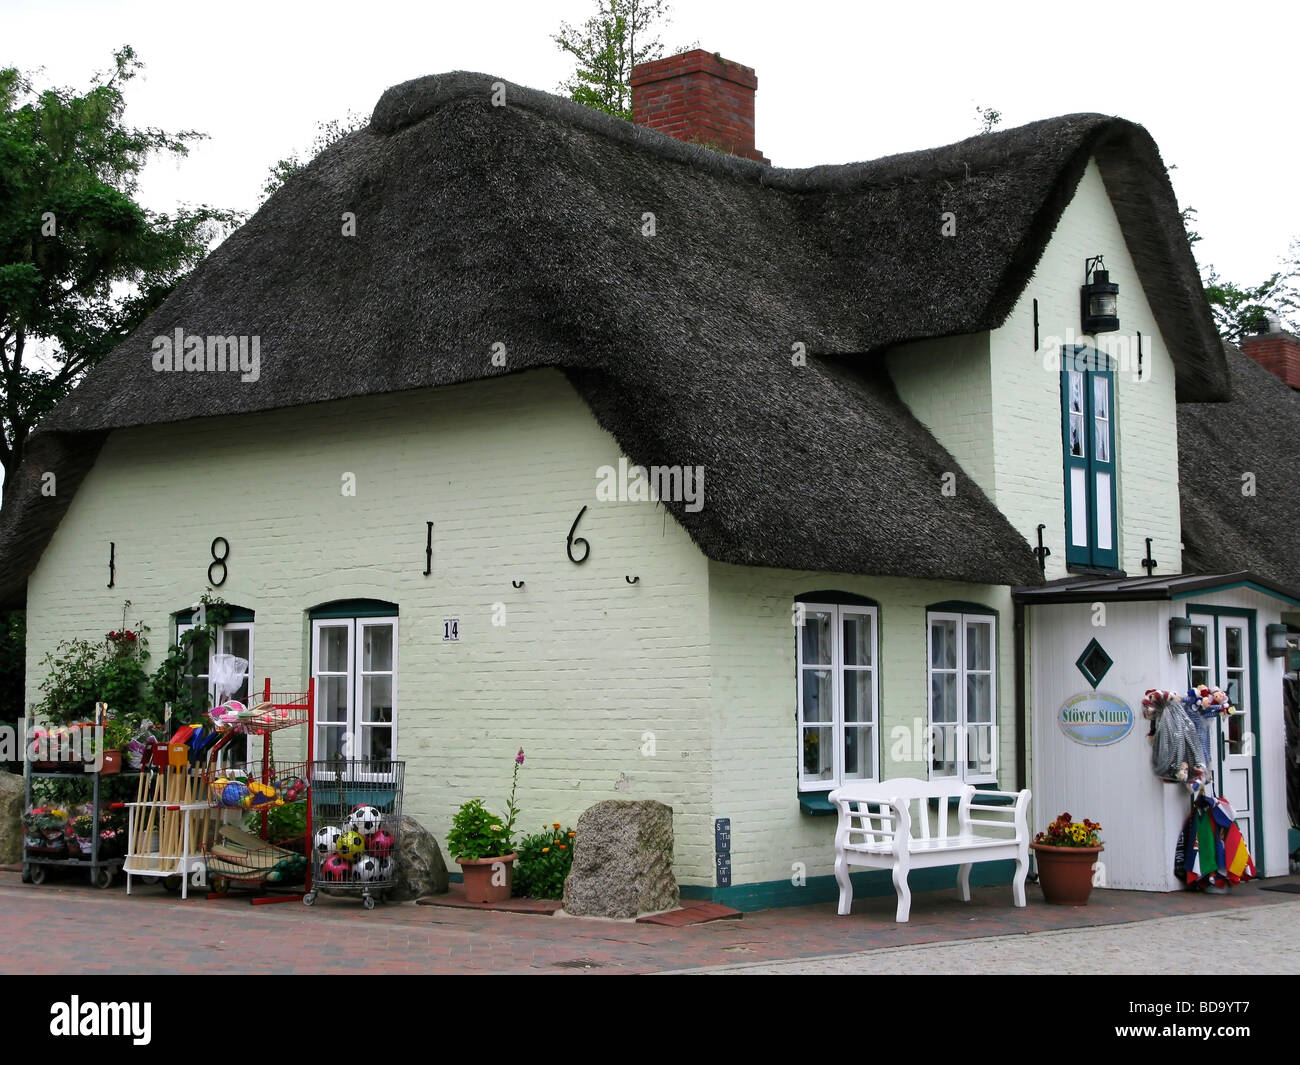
[
  {"xmin": 554, "ymin": 0, "xmax": 673, "ymax": 120},
  {"xmin": 261, "ymin": 112, "xmax": 367, "ymax": 201},
  {"xmin": 1201, "ymin": 243, "xmax": 1300, "ymax": 343},
  {"xmin": 0, "ymin": 46, "xmax": 243, "ymax": 500}
]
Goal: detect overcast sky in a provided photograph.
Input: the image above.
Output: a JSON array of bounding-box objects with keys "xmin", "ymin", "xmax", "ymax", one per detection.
[{"xmin": 6, "ymin": 0, "xmax": 1298, "ymax": 309}]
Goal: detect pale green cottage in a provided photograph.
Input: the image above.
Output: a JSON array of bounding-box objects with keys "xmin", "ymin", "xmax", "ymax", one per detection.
[{"xmin": 3, "ymin": 57, "xmax": 1296, "ymax": 908}]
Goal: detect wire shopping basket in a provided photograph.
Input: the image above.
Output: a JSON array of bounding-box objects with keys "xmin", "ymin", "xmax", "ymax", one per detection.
[{"xmin": 303, "ymin": 760, "xmax": 405, "ymax": 910}]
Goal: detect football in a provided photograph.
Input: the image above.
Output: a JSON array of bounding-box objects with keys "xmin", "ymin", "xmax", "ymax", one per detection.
[
  {"xmin": 336, "ymin": 830, "xmax": 366, "ymax": 862},
  {"xmin": 312, "ymin": 825, "xmax": 341, "ymax": 857},
  {"xmin": 366, "ymin": 829, "xmax": 395, "ymax": 858},
  {"xmin": 349, "ymin": 805, "xmax": 382, "ymax": 836},
  {"xmin": 321, "ymin": 854, "xmax": 351, "ymax": 882},
  {"xmin": 354, "ymin": 855, "xmax": 381, "ymax": 882}
]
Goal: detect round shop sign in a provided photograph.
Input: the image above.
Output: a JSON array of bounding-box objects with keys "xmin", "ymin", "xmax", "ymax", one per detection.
[{"xmin": 1057, "ymin": 691, "xmax": 1134, "ymax": 746}]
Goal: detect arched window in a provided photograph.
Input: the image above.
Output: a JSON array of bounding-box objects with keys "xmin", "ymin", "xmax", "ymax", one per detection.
[
  {"xmin": 174, "ymin": 604, "xmax": 255, "ymax": 707},
  {"xmin": 308, "ymin": 600, "xmax": 398, "ymax": 762}
]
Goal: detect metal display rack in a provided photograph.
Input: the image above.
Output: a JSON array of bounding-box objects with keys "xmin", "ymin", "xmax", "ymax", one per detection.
[
  {"xmin": 202, "ymin": 679, "xmax": 315, "ymax": 905},
  {"xmin": 21, "ymin": 706, "xmax": 136, "ymax": 890},
  {"xmin": 304, "ymin": 759, "xmax": 405, "ymax": 910}
]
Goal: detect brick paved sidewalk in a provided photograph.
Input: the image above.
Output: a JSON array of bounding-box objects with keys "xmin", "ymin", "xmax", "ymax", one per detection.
[{"xmin": 3, "ymin": 867, "xmax": 1297, "ymax": 975}]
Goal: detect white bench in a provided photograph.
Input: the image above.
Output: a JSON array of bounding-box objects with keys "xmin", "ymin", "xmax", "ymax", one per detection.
[{"xmin": 828, "ymin": 777, "xmax": 1031, "ymax": 922}]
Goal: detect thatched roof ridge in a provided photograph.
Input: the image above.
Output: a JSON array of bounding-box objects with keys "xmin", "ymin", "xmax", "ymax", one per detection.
[{"xmin": 0, "ymin": 72, "xmax": 1230, "ymax": 604}]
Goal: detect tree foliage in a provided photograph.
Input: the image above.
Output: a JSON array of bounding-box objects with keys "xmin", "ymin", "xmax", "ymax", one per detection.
[
  {"xmin": 1200, "ymin": 241, "xmax": 1300, "ymax": 343},
  {"xmin": 261, "ymin": 112, "xmax": 367, "ymax": 201},
  {"xmin": 0, "ymin": 46, "xmax": 243, "ymax": 498},
  {"xmin": 554, "ymin": 0, "xmax": 672, "ymax": 120}
]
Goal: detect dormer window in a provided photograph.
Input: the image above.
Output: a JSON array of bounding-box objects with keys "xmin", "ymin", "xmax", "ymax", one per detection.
[{"xmin": 1061, "ymin": 346, "xmax": 1118, "ymax": 570}]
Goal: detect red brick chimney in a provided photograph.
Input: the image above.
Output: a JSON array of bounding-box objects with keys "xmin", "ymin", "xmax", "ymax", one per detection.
[
  {"xmin": 631, "ymin": 49, "xmax": 770, "ymax": 164},
  {"xmin": 1240, "ymin": 317, "xmax": 1300, "ymax": 390}
]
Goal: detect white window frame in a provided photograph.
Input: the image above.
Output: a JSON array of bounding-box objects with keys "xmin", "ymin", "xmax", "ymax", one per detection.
[
  {"xmin": 176, "ymin": 619, "xmax": 255, "ymax": 706},
  {"xmin": 311, "ymin": 616, "xmax": 398, "ymax": 775},
  {"xmin": 795, "ymin": 602, "xmax": 879, "ymax": 792},
  {"xmin": 926, "ymin": 612, "xmax": 998, "ymax": 785}
]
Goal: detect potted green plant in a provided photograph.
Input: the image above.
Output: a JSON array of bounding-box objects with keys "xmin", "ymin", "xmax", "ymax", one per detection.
[
  {"xmin": 1031, "ymin": 812, "xmax": 1104, "ymax": 905},
  {"xmin": 446, "ymin": 748, "xmax": 524, "ymax": 903}
]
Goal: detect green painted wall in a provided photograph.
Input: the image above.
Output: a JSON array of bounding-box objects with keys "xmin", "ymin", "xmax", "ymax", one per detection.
[{"xmin": 24, "ymin": 369, "xmax": 720, "ymax": 882}]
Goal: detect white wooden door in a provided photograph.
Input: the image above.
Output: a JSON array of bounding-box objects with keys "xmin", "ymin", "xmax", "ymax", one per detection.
[{"xmin": 1188, "ymin": 613, "xmax": 1255, "ymax": 853}]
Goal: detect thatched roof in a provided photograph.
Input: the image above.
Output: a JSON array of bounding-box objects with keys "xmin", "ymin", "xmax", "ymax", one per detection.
[
  {"xmin": 0, "ymin": 72, "xmax": 1229, "ymax": 605},
  {"xmin": 1178, "ymin": 343, "xmax": 1300, "ymax": 589}
]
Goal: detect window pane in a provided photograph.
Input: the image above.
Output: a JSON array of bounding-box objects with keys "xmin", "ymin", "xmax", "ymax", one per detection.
[
  {"xmin": 844, "ymin": 670, "xmax": 872, "ymax": 723},
  {"xmin": 362, "ymin": 676, "xmax": 393, "ymax": 723},
  {"xmin": 802, "ymin": 669, "xmax": 832, "ymax": 723},
  {"xmin": 931, "ymin": 724, "xmax": 958, "ymax": 777},
  {"xmin": 1095, "ymin": 471, "xmax": 1113, "ymax": 549},
  {"xmin": 843, "ymin": 614, "xmax": 873, "ymax": 667},
  {"xmin": 318, "ymin": 676, "xmax": 348, "ymax": 723},
  {"xmin": 1070, "ymin": 467, "xmax": 1088, "ymax": 546},
  {"xmin": 318, "ymin": 724, "xmax": 345, "ymax": 761},
  {"xmin": 1070, "ymin": 413, "xmax": 1086, "ymax": 458},
  {"xmin": 1092, "ymin": 375, "xmax": 1109, "ymax": 420},
  {"xmin": 1069, "ymin": 371, "xmax": 1084, "ymax": 414},
  {"xmin": 1225, "ymin": 627, "xmax": 1243, "ymax": 669},
  {"xmin": 967, "ymin": 674, "xmax": 993, "ymax": 723},
  {"xmin": 1094, "ymin": 416, "xmax": 1110, "ymax": 462},
  {"xmin": 966, "ymin": 621, "xmax": 991, "ymax": 671},
  {"xmin": 843, "ymin": 726, "xmax": 872, "ymax": 781},
  {"xmin": 930, "ymin": 620, "xmax": 957, "ymax": 669},
  {"xmin": 967, "ymin": 725, "xmax": 994, "ymax": 775},
  {"xmin": 932, "ymin": 671, "xmax": 957, "ymax": 723},
  {"xmin": 318, "ymin": 626, "xmax": 349, "ymax": 672},
  {"xmin": 363, "ymin": 624, "xmax": 393, "ymax": 672},
  {"xmin": 801, "ymin": 610, "xmax": 833, "ymax": 666},
  {"xmin": 1190, "ymin": 624, "xmax": 1209, "ymax": 669},
  {"xmin": 802, "ymin": 726, "xmax": 833, "ymax": 780},
  {"xmin": 222, "ymin": 628, "xmax": 249, "ymax": 658},
  {"xmin": 362, "ymin": 726, "xmax": 393, "ymax": 760}
]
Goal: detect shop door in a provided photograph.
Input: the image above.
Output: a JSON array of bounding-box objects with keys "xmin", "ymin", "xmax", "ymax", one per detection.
[{"xmin": 1187, "ymin": 613, "xmax": 1255, "ymax": 852}]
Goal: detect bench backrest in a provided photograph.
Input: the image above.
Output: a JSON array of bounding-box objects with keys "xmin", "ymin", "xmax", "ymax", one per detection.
[{"xmin": 828, "ymin": 777, "xmax": 975, "ymax": 846}]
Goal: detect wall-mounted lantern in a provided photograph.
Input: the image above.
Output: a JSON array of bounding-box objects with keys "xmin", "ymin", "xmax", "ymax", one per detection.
[
  {"xmin": 1265, "ymin": 622, "xmax": 1290, "ymax": 658},
  {"xmin": 1168, "ymin": 616, "xmax": 1193, "ymax": 656},
  {"xmin": 1082, "ymin": 255, "xmax": 1119, "ymax": 334}
]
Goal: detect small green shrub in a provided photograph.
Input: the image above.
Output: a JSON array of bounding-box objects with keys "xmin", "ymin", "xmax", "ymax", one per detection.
[
  {"xmin": 513, "ymin": 823, "xmax": 577, "ymax": 899},
  {"xmin": 446, "ymin": 798, "xmax": 511, "ymax": 860}
]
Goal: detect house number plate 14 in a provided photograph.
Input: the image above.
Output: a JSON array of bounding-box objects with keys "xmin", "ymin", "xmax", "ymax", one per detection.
[{"xmin": 442, "ymin": 618, "xmax": 460, "ymax": 642}]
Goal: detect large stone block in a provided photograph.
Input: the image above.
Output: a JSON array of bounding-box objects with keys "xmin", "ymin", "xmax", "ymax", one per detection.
[
  {"xmin": 389, "ymin": 814, "xmax": 448, "ymax": 901},
  {"xmin": 0, "ymin": 771, "xmax": 24, "ymax": 865},
  {"xmin": 563, "ymin": 799, "xmax": 678, "ymax": 918}
]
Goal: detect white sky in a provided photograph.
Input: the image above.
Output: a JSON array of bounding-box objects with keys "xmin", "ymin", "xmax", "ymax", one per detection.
[{"xmin": 5, "ymin": 0, "xmax": 1299, "ymax": 319}]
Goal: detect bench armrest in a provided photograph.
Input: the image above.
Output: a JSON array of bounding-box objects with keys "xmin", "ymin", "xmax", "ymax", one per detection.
[
  {"xmin": 829, "ymin": 791, "xmax": 910, "ymax": 856},
  {"xmin": 965, "ymin": 788, "xmax": 1031, "ymax": 839}
]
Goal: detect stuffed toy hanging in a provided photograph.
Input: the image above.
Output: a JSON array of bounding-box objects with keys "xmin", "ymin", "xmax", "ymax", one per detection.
[{"xmin": 1143, "ymin": 689, "xmax": 1205, "ymax": 782}]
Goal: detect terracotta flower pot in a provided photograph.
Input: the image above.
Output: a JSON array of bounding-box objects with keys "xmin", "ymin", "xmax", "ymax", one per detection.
[
  {"xmin": 456, "ymin": 853, "xmax": 517, "ymax": 903},
  {"xmin": 1031, "ymin": 843, "xmax": 1104, "ymax": 905}
]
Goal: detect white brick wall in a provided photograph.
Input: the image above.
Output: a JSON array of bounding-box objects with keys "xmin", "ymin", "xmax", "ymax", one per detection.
[{"xmin": 25, "ymin": 369, "xmax": 718, "ymax": 883}]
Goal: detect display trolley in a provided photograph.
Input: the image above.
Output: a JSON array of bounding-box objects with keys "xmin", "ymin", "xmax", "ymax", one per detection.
[{"xmin": 304, "ymin": 759, "xmax": 405, "ymax": 910}]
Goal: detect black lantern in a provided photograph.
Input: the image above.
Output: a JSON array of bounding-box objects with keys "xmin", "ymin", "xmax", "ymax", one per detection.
[
  {"xmin": 1082, "ymin": 255, "xmax": 1119, "ymax": 334},
  {"xmin": 1168, "ymin": 616, "xmax": 1193, "ymax": 656},
  {"xmin": 1265, "ymin": 623, "xmax": 1290, "ymax": 658}
]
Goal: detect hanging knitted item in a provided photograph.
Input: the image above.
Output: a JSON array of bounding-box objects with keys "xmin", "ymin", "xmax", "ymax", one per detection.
[{"xmin": 1148, "ymin": 692, "xmax": 1205, "ymax": 781}]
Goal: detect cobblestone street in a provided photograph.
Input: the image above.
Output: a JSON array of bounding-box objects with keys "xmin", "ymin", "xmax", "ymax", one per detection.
[{"xmin": 4, "ymin": 866, "xmax": 1297, "ymax": 975}]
